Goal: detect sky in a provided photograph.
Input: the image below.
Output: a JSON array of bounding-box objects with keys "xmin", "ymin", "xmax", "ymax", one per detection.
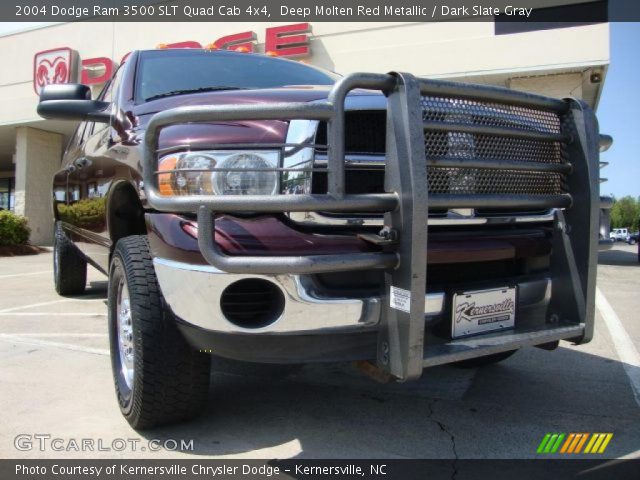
[
  {"xmin": 0, "ymin": 21, "xmax": 637, "ymax": 197},
  {"xmin": 596, "ymin": 22, "xmax": 640, "ymax": 199}
]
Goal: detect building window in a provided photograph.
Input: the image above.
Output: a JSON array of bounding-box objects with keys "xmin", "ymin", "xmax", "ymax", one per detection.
[{"xmin": 0, "ymin": 177, "xmax": 14, "ymax": 211}]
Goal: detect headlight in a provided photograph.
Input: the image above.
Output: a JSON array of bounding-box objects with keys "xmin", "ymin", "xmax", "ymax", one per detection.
[{"xmin": 157, "ymin": 150, "xmax": 280, "ymax": 196}]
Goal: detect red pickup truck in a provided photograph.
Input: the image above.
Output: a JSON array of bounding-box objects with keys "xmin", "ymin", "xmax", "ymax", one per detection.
[{"xmin": 38, "ymin": 49, "xmax": 602, "ymax": 429}]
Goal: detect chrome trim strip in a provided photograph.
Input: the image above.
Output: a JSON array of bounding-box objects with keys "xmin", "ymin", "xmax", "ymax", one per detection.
[
  {"xmin": 281, "ymin": 119, "xmax": 318, "ymax": 195},
  {"xmin": 313, "ymin": 154, "xmax": 389, "ymax": 167},
  {"xmin": 288, "ymin": 210, "xmax": 555, "ymax": 227}
]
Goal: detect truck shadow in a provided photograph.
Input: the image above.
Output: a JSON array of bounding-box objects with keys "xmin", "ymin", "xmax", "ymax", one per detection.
[
  {"xmin": 136, "ymin": 345, "xmax": 640, "ymax": 459},
  {"xmin": 598, "ymin": 247, "xmax": 639, "ymax": 266},
  {"xmin": 61, "ymin": 280, "xmax": 108, "ymax": 300}
]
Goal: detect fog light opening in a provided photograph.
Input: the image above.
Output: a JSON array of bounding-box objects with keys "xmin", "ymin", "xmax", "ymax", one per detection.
[{"xmin": 220, "ymin": 278, "xmax": 285, "ymax": 329}]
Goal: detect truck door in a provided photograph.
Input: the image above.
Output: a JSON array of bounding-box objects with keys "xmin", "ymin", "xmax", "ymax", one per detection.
[{"xmin": 60, "ymin": 68, "xmax": 124, "ymax": 272}]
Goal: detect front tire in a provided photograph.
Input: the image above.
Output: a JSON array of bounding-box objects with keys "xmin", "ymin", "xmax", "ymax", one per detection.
[
  {"xmin": 53, "ymin": 222, "xmax": 87, "ymax": 295},
  {"xmin": 108, "ymin": 235, "xmax": 210, "ymax": 429}
]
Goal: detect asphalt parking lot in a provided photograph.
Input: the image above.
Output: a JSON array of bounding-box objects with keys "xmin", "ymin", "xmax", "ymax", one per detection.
[{"xmin": 0, "ymin": 244, "xmax": 639, "ymax": 459}]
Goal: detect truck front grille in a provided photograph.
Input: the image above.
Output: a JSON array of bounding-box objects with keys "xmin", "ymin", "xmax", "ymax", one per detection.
[{"xmin": 313, "ymin": 95, "xmax": 569, "ymax": 215}]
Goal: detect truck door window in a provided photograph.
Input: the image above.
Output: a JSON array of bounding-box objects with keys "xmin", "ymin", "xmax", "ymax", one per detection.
[{"xmin": 95, "ymin": 65, "xmax": 124, "ymax": 139}]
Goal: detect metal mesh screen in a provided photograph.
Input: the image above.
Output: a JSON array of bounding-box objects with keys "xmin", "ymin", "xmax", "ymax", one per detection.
[
  {"xmin": 420, "ymin": 94, "xmax": 569, "ymax": 197},
  {"xmin": 420, "ymin": 95, "xmax": 562, "ymax": 134},
  {"xmin": 424, "ymin": 131, "xmax": 566, "ymax": 164},
  {"xmin": 312, "ymin": 96, "xmax": 569, "ymax": 201},
  {"xmin": 427, "ymin": 167, "xmax": 565, "ymax": 196}
]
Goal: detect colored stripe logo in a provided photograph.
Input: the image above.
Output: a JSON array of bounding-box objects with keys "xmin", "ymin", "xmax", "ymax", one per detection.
[{"xmin": 537, "ymin": 433, "xmax": 613, "ymax": 454}]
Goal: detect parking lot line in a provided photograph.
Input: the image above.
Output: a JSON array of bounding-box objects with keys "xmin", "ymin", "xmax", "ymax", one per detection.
[
  {"xmin": 0, "ymin": 333, "xmax": 109, "ymax": 356},
  {"xmin": 0, "ymin": 313, "xmax": 107, "ymax": 316},
  {"xmin": 596, "ymin": 286, "xmax": 640, "ymax": 407},
  {"xmin": 0, "ymin": 299, "xmax": 73, "ymax": 313},
  {"xmin": 0, "ymin": 270, "xmax": 52, "ymax": 279},
  {"xmin": 3, "ymin": 333, "xmax": 107, "ymax": 337}
]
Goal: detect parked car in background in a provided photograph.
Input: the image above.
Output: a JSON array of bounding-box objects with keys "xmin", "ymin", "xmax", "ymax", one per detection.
[
  {"xmin": 610, "ymin": 228, "xmax": 630, "ymax": 241},
  {"xmin": 626, "ymin": 231, "xmax": 638, "ymax": 245}
]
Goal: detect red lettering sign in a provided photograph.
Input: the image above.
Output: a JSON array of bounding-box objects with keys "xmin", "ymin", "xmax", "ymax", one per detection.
[
  {"xmin": 34, "ymin": 24, "xmax": 313, "ymax": 94},
  {"xmin": 210, "ymin": 31, "xmax": 256, "ymax": 52},
  {"xmin": 81, "ymin": 57, "xmax": 114, "ymax": 85},
  {"xmin": 157, "ymin": 41, "xmax": 202, "ymax": 49},
  {"xmin": 265, "ymin": 23, "xmax": 311, "ymax": 58}
]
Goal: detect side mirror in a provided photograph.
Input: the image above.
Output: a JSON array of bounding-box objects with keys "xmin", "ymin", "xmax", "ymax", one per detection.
[{"xmin": 37, "ymin": 84, "xmax": 111, "ymax": 123}]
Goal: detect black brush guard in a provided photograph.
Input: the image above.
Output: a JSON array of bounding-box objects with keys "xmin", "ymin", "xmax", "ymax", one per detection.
[{"xmin": 142, "ymin": 73, "xmax": 600, "ymax": 381}]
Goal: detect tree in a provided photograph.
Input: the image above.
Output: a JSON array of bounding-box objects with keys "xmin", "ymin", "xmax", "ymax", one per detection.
[{"xmin": 610, "ymin": 196, "xmax": 640, "ymax": 231}]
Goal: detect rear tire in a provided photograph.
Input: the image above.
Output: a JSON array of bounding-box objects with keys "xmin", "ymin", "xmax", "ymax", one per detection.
[
  {"xmin": 453, "ymin": 349, "xmax": 517, "ymax": 368},
  {"xmin": 108, "ymin": 235, "xmax": 211, "ymax": 429},
  {"xmin": 53, "ymin": 222, "xmax": 87, "ymax": 295}
]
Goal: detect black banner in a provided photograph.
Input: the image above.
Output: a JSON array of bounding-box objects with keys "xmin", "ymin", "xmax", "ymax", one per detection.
[
  {"xmin": 4, "ymin": 0, "xmax": 640, "ymax": 22},
  {"xmin": 2, "ymin": 459, "xmax": 640, "ymax": 480}
]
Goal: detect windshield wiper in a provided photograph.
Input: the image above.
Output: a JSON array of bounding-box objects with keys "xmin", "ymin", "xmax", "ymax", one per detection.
[{"xmin": 144, "ymin": 86, "xmax": 247, "ymax": 102}]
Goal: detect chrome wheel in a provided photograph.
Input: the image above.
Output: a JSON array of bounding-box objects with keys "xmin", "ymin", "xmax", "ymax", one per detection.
[
  {"xmin": 53, "ymin": 244, "xmax": 59, "ymax": 277},
  {"xmin": 116, "ymin": 276, "xmax": 134, "ymax": 389}
]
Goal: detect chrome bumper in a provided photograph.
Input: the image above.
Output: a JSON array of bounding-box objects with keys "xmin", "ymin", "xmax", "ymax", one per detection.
[
  {"xmin": 154, "ymin": 257, "xmax": 551, "ymax": 336},
  {"xmin": 154, "ymin": 257, "xmax": 442, "ymax": 334}
]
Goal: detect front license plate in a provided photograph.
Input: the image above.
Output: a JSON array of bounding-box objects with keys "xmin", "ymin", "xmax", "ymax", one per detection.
[{"xmin": 452, "ymin": 287, "xmax": 516, "ymax": 338}]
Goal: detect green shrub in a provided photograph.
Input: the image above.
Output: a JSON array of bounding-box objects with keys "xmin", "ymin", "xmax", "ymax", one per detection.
[
  {"xmin": 610, "ymin": 195, "xmax": 640, "ymax": 231},
  {"xmin": 57, "ymin": 197, "xmax": 106, "ymax": 230},
  {"xmin": 0, "ymin": 211, "xmax": 30, "ymax": 246}
]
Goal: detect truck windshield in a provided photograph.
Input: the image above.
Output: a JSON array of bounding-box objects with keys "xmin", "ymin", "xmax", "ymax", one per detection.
[{"xmin": 136, "ymin": 49, "xmax": 339, "ymax": 103}]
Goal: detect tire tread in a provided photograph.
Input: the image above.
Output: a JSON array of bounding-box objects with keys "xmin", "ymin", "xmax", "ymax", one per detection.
[
  {"xmin": 110, "ymin": 235, "xmax": 210, "ymax": 429},
  {"xmin": 54, "ymin": 222, "xmax": 87, "ymax": 295}
]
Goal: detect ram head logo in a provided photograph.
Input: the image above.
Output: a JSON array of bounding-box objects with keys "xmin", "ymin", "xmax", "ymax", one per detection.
[{"xmin": 33, "ymin": 48, "xmax": 77, "ymax": 94}]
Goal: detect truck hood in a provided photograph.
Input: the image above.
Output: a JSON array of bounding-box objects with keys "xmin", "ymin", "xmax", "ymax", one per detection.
[{"xmin": 132, "ymin": 85, "xmax": 385, "ymax": 151}]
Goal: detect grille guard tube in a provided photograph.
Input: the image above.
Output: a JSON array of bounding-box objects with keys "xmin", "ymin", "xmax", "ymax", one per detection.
[{"xmin": 196, "ymin": 207, "xmax": 399, "ymax": 274}]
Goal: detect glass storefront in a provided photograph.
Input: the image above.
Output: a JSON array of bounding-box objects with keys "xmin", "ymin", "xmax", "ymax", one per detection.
[{"xmin": 0, "ymin": 177, "xmax": 14, "ymax": 211}]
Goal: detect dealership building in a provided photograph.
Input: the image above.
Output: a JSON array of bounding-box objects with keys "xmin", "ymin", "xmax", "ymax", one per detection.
[{"xmin": 0, "ymin": 18, "xmax": 610, "ymax": 244}]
